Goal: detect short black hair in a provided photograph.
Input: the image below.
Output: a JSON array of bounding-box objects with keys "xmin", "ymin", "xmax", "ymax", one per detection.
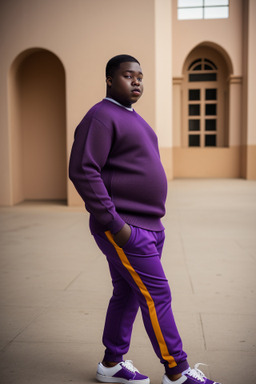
[{"xmin": 106, "ymin": 54, "xmax": 140, "ymax": 78}]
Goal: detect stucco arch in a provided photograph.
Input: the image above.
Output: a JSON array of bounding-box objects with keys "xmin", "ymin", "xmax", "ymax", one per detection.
[
  {"xmin": 8, "ymin": 48, "xmax": 67, "ymax": 205},
  {"xmin": 182, "ymin": 41, "xmax": 233, "ymax": 75}
]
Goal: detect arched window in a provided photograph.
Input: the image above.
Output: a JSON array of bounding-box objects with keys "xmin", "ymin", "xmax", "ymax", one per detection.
[{"xmin": 182, "ymin": 48, "xmax": 229, "ymax": 148}]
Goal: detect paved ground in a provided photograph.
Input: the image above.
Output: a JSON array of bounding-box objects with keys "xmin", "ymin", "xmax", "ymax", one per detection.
[{"xmin": 0, "ymin": 179, "xmax": 256, "ymax": 384}]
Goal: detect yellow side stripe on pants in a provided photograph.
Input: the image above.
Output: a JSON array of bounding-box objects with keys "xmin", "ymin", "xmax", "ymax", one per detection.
[{"xmin": 105, "ymin": 231, "xmax": 177, "ymax": 369}]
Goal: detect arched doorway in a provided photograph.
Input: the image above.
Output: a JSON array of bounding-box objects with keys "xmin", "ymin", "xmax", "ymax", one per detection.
[
  {"xmin": 9, "ymin": 49, "xmax": 67, "ymax": 204},
  {"xmin": 172, "ymin": 42, "xmax": 242, "ymax": 178},
  {"xmin": 182, "ymin": 45, "xmax": 230, "ymax": 149}
]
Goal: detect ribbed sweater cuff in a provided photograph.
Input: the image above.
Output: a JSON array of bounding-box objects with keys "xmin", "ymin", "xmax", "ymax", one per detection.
[{"xmin": 107, "ymin": 216, "xmax": 126, "ymax": 234}]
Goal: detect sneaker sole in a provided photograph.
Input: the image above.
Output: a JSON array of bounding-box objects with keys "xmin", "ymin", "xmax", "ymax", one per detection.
[{"xmin": 96, "ymin": 372, "xmax": 150, "ymax": 384}]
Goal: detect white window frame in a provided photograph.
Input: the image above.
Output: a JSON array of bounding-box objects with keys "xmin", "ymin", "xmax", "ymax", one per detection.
[{"xmin": 177, "ymin": 0, "xmax": 229, "ymax": 20}]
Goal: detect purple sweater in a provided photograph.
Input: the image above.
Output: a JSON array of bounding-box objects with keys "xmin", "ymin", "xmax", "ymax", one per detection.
[{"xmin": 69, "ymin": 99, "xmax": 167, "ymax": 234}]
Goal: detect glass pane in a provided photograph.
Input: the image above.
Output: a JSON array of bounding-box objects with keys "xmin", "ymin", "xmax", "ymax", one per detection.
[
  {"xmin": 204, "ymin": 6, "xmax": 229, "ymax": 19},
  {"xmin": 205, "ymin": 134, "xmax": 217, "ymax": 147},
  {"xmin": 193, "ymin": 64, "xmax": 202, "ymax": 70},
  {"xmin": 205, "ymin": 89, "xmax": 217, "ymax": 100},
  {"xmin": 189, "ymin": 89, "xmax": 200, "ymax": 100},
  {"xmin": 205, "ymin": 58, "xmax": 217, "ymax": 69},
  {"xmin": 189, "ymin": 73, "xmax": 217, "ymax": 82},
  {"xmin": 189, "ymin": 120, "xmax": 200, "ymax": 131},
  {"xmin": 205, "ymin": 104, "xmax": 217, "ymax": 115},
  {"xmin": 178, "ymin": 0, "xmax": 203, "ymax": 6},
  {"xmin": 189, "ymin": 135, "xmax": 200, "ymax": 147},
  {"xmin": 204, "ymin": 64, "xmax": 213, "ymax": 70},
  {"xmin": 205, "ymin": 0, "xmax": 228, "ymax": 5},
  {"xmin": 178, "ymin": 8, "xmax": 203, "ymax": 19},
  {"xmin": 205, "ymin": 119, "xmax": 216, "ymax": 131},
  {"xmin": 188, "ymin": 59, "xmax": 201, "ymax": 70},
  {"xmin": 189, "ymin": 104, "xmax": 200, "ymax": 116}
]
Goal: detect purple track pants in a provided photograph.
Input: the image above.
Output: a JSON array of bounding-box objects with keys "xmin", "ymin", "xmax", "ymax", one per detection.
[{"xmin": 93, "ymin": 225, "xmax": 189, "ymax": 375}]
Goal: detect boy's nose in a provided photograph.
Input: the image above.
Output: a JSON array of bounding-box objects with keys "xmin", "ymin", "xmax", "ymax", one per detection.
[{"xmin": 132, "ymin": 77, "xmax": 140, "ymax": 85}]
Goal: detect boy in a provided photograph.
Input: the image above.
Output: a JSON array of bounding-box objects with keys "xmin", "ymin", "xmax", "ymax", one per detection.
[{"xmin": 69, "ymin": 54, "xmax": 221, "ymax": 384}]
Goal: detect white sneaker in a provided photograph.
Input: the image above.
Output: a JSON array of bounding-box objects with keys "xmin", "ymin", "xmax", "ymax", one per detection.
[
  {"xmin": 96, "ymin": 360, "xmax": 150, "ymax": 384},
  {"xmin": 162, "ymin": 363, "xmax": 221, "ymax": 384}
]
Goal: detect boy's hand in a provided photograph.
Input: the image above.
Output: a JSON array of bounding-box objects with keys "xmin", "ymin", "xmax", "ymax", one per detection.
[{"xmin": 113, "ymin": 223, "xmax": 131, "ymax": 248}]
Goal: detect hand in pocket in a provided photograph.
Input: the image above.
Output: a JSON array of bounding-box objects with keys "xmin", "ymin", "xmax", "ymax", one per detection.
[{"xmin": 113, "ymin": 223, "xmax": 131, "ymax": 248}]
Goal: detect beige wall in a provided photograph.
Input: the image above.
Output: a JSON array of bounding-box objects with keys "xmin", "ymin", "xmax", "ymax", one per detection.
[
  {"xmin": 246, "ymin": 0, "xmax": 256, "ymax": 179},
  {"xmin": 172, "ymin": 0, "xmax": 243, "ymax": 77},
  {"xmin": 173, "ymin": 147, "xmax": 241, "ymax": 179},
  {"xmin": 155, "ymin": 0, "xmax": 172, "ymax": 148},
  {"xmin": 0, "ymin": 0, "xmax": 156, "ymax": 206},
  {"xmin": 170, "ymin": 0, "xmax": 254, "ymax": 179},
  {"xmin": 155, "ymin": 0, "xmax": 173, "ymax": 179},
  {"xmin": 0, "ymin": 0, "xmax": 255, "ymax": 206},
  {"xmin": 241, "ymin": 0, "xmax": 256, "ymax": 180}
]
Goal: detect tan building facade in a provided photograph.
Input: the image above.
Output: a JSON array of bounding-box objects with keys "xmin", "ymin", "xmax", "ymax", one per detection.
[{"xmin": 0, "ymin": 0, "xmax": 255, "ymax": 207}]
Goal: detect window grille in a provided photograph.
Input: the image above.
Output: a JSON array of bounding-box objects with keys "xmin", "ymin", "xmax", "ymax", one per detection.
[{"xmin": 178, "ymin": 0, "xmax": 229, "ymax": 20}]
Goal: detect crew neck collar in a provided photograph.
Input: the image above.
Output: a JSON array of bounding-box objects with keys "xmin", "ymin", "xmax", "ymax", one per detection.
[{"xmin": 104, "ymin": 97, "xmax": 134, "ymax": 112}]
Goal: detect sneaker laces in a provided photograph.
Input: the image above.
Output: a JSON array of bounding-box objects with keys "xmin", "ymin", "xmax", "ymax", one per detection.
[
  {"xmin": 184, "ymin": 363, "xmax": 208, "ymax": 383},
  {"xmin": 121, "ymin": 360, "xmax": 139, "ymax": 373}
]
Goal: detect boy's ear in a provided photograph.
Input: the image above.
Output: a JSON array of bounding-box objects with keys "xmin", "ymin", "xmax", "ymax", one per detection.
[{"xmin": 106, "ymin": 76, "xmax": 112, "ymax": 87}]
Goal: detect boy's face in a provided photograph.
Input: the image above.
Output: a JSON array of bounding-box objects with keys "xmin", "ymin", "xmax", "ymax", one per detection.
[{"xmin": 106, "ymin": 61, "xmax": 144, "ymax": 108}]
